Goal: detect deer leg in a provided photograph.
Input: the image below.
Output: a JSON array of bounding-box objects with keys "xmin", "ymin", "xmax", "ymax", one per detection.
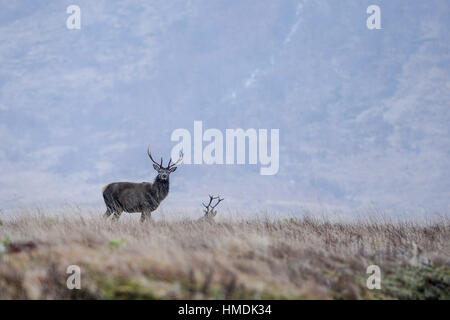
[
  {"xmin": 140, "ymin": 211, "xmax": 152, "ymax": 223},
  {"xmin": 111, "ymin": 210, "xmax": 123, "ymax": 221},
  {"xmin": 103, "ymin": 208, "xmax": 113, "ymax": 219}
]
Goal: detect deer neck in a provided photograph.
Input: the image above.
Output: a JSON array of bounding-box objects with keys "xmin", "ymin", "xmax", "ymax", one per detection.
[{"xmin": 153, "ymin": 176, "xmax": 170, "ymax": 200}]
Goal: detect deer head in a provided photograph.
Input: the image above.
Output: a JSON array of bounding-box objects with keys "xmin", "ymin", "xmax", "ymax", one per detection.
[
  {"xmin": 202, "ymin": 195, "xmax": 224, "ymax": 220},
  {"xmin": 147, "ymin": 146, "xmax": 183, "ymax": 181}
]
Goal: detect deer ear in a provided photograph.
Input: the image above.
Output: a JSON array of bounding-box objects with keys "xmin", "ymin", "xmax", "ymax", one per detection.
[
  {"xmin": 169, "ymin": 166, "xmax": 177, "ymax": 173},
  {"xmin": 153, "ymin": 164, "xmax": 160, "ymax": 171}
]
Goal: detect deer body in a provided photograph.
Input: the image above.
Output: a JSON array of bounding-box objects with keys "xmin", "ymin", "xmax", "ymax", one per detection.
[{"xmin": 102, "ymin": 147, "xmax": 182, "ymax": 222}]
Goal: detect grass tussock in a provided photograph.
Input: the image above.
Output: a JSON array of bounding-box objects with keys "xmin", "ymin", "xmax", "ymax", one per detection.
[{"xmin": 0, "ymin": 211, "xmax": 449, "ymax": 299}]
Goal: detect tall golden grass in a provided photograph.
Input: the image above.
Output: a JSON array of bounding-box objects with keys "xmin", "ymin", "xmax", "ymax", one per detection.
[{"xmin": 0, "ymin": 209, "xmax": 449, "ymax": 299}]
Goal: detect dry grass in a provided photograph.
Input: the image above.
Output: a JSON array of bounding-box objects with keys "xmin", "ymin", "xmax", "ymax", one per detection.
[{"xmin": 0, "ymin": 210, "xmax": 449, "ymax": 299}]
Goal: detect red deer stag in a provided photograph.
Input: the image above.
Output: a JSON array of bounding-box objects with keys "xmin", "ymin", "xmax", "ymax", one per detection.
[
  {"xmin": 200, "ymin": 195, "xmax": 224, "ymax": 221},
  {"xmin": 102, "ymin": 147, "xmax": 183, "ymax": 222}
]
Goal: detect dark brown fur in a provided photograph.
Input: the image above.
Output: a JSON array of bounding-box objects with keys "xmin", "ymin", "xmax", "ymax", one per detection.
[
  {"xmin": 103, "ymin": 175, "xmax": 170, "ymax": 222},
  {"xmin": 102, "ymin": 148, "xmax": 182, "ymax": 222}
]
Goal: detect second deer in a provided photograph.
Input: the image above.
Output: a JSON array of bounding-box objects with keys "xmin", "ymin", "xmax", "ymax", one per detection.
[{"xmin": 200, "ymin": 195, "xmax": 224, "ymax": 221}]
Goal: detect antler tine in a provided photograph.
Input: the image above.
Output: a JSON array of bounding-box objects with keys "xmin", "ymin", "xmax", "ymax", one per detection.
[
  {"xmin": 208, "ymin": 196, "xmax": 214, "ymax": 206},
  {"xmin": 167, "ymin": 150, "xmax": 184, "ymax": 168},
  {"xmin": 203, "ymin": 195, "xmax": 215, "ymax": 209},
  {"xmin": 209, "ymin": 194, "xmax": 221, "ymax": 200},
  {"xmin": 211, "ymin": 196, "xmax": 224, "ymax": 209},
  {"xmin": 147, "ymin": 146, "xmax": 161, "ymax": 167}
]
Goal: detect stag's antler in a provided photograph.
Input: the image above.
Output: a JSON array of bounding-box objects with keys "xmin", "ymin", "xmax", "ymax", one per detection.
[
  {"xmin": 202, "ymin": 195, "xmax": 224, "ymax": 220},
  {"xmin": 167, "ymin": 150, "xmax": 184, "ymax": 169},
  {"xmin": 147, "ymin": 146, "xmax": 162, "ymax": 168},
  {"xmin": 148, "ymin": 146, "xmax": 183, "ymax": 169}
]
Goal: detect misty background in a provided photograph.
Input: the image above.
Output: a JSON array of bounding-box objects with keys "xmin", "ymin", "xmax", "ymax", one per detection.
[{"xmin": 0, "ymin": 0, "xmax": 449, "ymax": 217}]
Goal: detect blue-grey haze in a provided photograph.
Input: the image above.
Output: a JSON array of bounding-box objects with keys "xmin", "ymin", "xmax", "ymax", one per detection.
[{"xmin": 0, "ymin": 0, "xmax": 449, "ymax": 216}]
